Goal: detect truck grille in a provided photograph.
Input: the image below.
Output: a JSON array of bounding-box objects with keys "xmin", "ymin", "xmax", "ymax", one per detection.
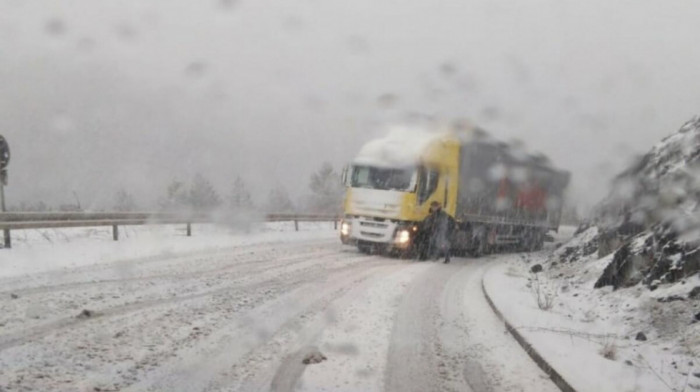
[{"xmin": 360, "ymin": 221, "xmax": 388, "ymax": 229}]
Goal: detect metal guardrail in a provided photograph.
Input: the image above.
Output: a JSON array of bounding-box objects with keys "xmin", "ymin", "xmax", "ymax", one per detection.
[
  {"xmin": 458, "ymin": 213, "xmax": 558, "ymax": 229},
  {"xmin": 0, "ymin": 212, "xmax": 340, "ymax": 248}
]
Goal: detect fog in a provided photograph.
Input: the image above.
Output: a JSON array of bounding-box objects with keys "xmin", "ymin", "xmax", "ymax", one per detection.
[{"xmin": 1, "ymin": 0, "xmax": 699, "ymax": 212}]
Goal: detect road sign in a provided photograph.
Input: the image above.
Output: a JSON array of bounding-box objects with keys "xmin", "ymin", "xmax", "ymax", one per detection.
[{"xmin": 0, "ymin": 135, "xmax": 9, "ymax": 170}]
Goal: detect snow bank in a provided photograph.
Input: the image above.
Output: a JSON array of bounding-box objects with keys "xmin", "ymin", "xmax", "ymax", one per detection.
[
  {"xmin": 484, "ymin": 257, "xmax": 695, "ymax": 392},
  {"xmin": 0, "ymin": 222, "xmax": 337, "ymax": 279},
  {"xmin": 490, "ymin": 162, "xmax": 700, "ymax": 390},
  {"xmin": 353, "ymin": 126, "xmax": 440, "ymax": 168},
  {"xmin": 486, "ymin": 142, "xmax": 700, "ymax": 392}
]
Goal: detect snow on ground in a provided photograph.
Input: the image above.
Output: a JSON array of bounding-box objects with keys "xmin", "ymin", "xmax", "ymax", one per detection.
[
  {"xmin": 296, "ymin": 264, "xmax": 430, "ymax": 392},
  {"xmin": 0, "ymin": 223, "xmax": 559, "ymax": 392},
  {"xmin": 0, "ymin": 221, "xmax": 337, "ymax": 278},
  {"xmin": 483, "ymin": 243, "xmax": 700, "ymax": 392}
]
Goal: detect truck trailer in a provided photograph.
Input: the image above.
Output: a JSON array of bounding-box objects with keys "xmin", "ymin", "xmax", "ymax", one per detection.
[{"xmin": 339, "ymin": 127, "xmax": 570, "ymax": 256}]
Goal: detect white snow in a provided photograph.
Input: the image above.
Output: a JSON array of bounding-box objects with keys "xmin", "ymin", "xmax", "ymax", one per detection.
[
  {"xmin": 4, "ymin": 219, "xmax": 682, "ymax": 391},
  {"xmin": 0, "ymin": 228, "xmax": 560, "ymax": 392},
  {"xmin": 0, "ymin": 222, "xmax": 337, "ymax": 279},
  {"xmin": 353, "ymin": 126, "xmax": 440, "ymax": 168},
  {"xmin": 295, "ymin": 263, "xmax": 431, "ymax": 392},
  {"xmin": 483, "ymin": 252, "xmax": 699, "ymax": 392}
]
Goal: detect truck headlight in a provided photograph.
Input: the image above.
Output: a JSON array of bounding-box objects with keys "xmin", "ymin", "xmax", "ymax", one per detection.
[
  {"xmin": 341, "ymin": 221, "xmax": 351, "ymax": 236},
  {"xmin": 397, "ymin": 229, "xmax": 411, "ymax": 244}
]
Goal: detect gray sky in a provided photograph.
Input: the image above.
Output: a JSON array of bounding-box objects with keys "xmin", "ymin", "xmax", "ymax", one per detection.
[{"xmin": 1, "ymin": 0, "xmax": 699, "ymax": 212}]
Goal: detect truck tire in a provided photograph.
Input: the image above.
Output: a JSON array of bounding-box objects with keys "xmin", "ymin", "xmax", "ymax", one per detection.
[
  {"xmin": 472, "ymin": 237, "xmax": 489, "ymax": 258},
  {"xmin": 522, "ymin": 231, "xmax": 544, "ymax": 252},
  {"xmin": 534, "ymin": 236, "xmax": 544, "ymax": 251},
  {"xmin": 417, "ymin": 243, "xmax": 430, "ymax": 261},
  {"xmin": 358, "ymin": 243, "xmax": 373, "ymax": 254}
]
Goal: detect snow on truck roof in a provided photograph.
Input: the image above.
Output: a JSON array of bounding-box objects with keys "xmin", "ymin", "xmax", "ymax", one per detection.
[
  {"xmin": 352, "ymin": 124, "xmax": 563, "ymax": 172},
  {"xmin": 353, "ymin": 126, "xmax": 444, "ymax": 168}
]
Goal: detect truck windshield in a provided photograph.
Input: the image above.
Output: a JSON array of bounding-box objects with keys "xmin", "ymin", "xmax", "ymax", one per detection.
[{"xmin": 350, "ymin": 165, "xmax": 416, "ymax": 191}]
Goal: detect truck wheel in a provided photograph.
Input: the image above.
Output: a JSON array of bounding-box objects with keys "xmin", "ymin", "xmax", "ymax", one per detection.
[
  {"xmin": 417, "ymin": 246, "xmax": 429, "ymax": 261},
  {"xmin": 472, "ymin": 238, "xmax": 486, "ymax": 258},
  {"xmin": 523, "ymin": 233, "xmax": 543, "ymax": 252},
  {"xmin": 534, "ymin": 236, "xmax": 544, "ymax": 251},
  {"xmin": 399, "ymin": 248, "xmax": 415, "ymax": 260},
  {"xmin": 358, "ymin": 244, "xmax": 372, "ymax": 254}
]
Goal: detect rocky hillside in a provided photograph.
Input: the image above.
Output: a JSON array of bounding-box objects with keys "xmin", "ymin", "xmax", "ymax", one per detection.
[
  {"xmin": 531, "ymin": 117, "xmax": 700, "ymax": 391},
  {"xmin": 547, "ymin": 115, "xmax": 700, "ymax": 290},
  {"xmin": 586, "ymin": 116, "xmax": 700, "ymax": 289}
]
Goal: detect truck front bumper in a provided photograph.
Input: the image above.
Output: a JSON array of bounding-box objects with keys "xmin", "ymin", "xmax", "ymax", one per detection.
[{"xmin": 340, "ymin": 216, "xmax": 417, "ymax": 250}]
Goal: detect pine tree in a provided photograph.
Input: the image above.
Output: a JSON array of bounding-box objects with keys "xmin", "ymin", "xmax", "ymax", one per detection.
[
  {"xmin": 229, "ymin": 176, "xmax": 254, "ymax": 210},
  {"xmin": 308, "ymin": 162, "xmax": 344, "ymax": 214},
  {"xmin": 15, "ymin": 201, "xmax": 51, "ymax": 211},
  {"xmin": 189, "ymin": 173, "xmax": 222, "ymax": 211},
  {"xmin": 266, "ymin": 185, "xmax": 295, "ymax": 213},
  {"xmin": 159, "ymin": 180, "xmax": 189, "ymax": 211}
]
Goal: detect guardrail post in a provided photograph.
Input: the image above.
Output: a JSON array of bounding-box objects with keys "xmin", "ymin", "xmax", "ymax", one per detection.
[
  {"xmin": 3, "ymin": 229, "xmax": 10, "ymax": 249},
  {"xmin": 186, "ymin": 223, "xmax": 192, "ymax": 237},
  {"xmin": 112, "ymin": 225, "xmax": 119, "ymax": 241},
  {"xmin": 334, "ymin": 219, "xmax": 337, "ymax": 230},
  {"xmin": 294, "ymin": 219, "xmax": 299, "ymax": 232}
]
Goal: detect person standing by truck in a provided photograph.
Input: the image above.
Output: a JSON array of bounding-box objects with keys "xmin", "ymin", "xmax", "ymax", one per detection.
[{"xmin": 418, "ymin": 201, "xmax": 454, "ymax": 263}]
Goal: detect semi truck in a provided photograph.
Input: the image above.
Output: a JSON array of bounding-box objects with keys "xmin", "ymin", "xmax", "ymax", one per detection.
[{"xmin": 339, "ymin": 126, "xmax": 570, "ymax": 256}]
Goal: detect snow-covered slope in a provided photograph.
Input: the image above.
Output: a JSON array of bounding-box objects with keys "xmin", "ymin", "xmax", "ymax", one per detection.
[
  {"xmin": 602, "ymin": 116, "xmax": 700, "ymax": 230},
  {"xmin": 594, "ymin": 116, "xmax": 700, "ymax": 288},
  {"xmin": 530, "ymin": 117, "xmax": 700, "ymax": 390}
]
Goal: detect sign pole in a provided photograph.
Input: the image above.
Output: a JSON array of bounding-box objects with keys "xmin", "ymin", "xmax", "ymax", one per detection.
[
  {"xmin": 0, "ymin": 182, "xmax": 9, "ymax": 249},
  {"xmin": 0, "ymin": 135, "xmax": 10, "ymax": 249}
]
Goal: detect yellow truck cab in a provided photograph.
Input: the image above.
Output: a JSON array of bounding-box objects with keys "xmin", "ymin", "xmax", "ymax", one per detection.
[{"xmin": 340, "ymin": 130, "xmax": 461, "ymax": 254}]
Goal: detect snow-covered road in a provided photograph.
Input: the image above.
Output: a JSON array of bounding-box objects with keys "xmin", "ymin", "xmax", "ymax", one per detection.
[{"xmin": 0, "ymin": 235, "xmax": 557, "ymax": 392}]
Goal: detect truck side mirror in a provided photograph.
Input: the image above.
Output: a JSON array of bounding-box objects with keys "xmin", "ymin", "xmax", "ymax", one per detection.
[{"xmin": 341, "ymin": 165, "xmax": 350, "ymax": 186}]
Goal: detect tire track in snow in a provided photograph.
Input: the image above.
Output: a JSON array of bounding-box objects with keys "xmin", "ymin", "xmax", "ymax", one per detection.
[
  {"xmin": 123, "ymin": 259, "xmax": 400, "ymax": 392},
  {"xmin": 439, "ymin": 260, "xmax": 559, "ymax": 392},
  {"xmin": 384, "ymin": 262, "xmax": 456, "ymax": 392},
  {"xmin": 0, "ymin": 246, "xmax": 380, "ymax": 391},
  {"xmin": 217, "ymin": 262, "xmax": 427, "ymax": 392},
  {"xmin": 0, "ymin": 240, "xmax": 338, "ymax": 296},
  {"xmin": 0, "ymin": 246, "xmax": 341, "ymax": 305},
  {"xmin": 292, "ymin": 262, "xmax": 433, "ymax": 392},
  {"xmin": 0, "ymin": 247, "xmax": 367, "ymax": 352},
  {"xmin": 384, "ymin": 258, "xmax": 560, "ymax": 392},
  {"xmin": 0, "ymin": 243, "xmax": 341, "ymax": 335}
]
